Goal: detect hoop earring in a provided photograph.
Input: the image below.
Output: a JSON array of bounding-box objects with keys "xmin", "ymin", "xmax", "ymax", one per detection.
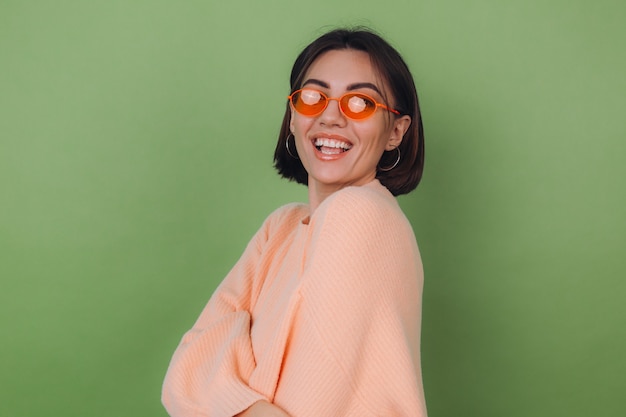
[
  {"xmin": 286, "ymin": 134, "xmax": 299, "ymax": 159},
  {"xmin": 378, "ymin": 147, "xmax": 401, "ymax": 172}
]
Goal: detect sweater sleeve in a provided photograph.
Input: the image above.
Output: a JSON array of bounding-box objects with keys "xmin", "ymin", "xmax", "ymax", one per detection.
[
  {"xmin": 161, "ymin": 215, "xmax": 276, "ymax": 417},
  {"xmin": 293, "ymin": 187, "xmax": 427, "ymax": 416}
]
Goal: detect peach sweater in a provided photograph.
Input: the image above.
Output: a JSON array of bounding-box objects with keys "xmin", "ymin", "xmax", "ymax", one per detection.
[{"xmin": 162, "ymin": 180, "xmax": 427, "ymax": 417}]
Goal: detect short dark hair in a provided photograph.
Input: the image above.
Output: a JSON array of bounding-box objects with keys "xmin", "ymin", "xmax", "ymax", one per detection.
[{"xmin": 273, "ymin": 27, "xmax": 425, "ymax": 196}]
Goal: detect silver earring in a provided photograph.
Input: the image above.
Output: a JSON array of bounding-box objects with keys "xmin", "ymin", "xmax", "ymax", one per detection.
[
  {"xmin": 286, "ymin": 134, "xmax": 299, "ymax": 159},
  {"xmin": 378, "ymin": 147, "xmax": 401, "ymax": 171}
]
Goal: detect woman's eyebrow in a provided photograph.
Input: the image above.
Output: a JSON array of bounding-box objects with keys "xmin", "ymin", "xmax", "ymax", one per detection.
[
  {"xmin": 347, "ymin": 82, "xmax": 382, "ymax": 96},
  {"xmin": 301, "ymin": 79, "xmax": 382, "ymax": 96},
  {"xmin": 302, "ymin": 79, "xmax": 329, "ymax": 89}
]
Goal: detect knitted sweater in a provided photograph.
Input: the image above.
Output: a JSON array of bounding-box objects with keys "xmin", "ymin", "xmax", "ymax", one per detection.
[{"xmin": 162, "ymin": 180, "xmax": 427, "ymax": 417}]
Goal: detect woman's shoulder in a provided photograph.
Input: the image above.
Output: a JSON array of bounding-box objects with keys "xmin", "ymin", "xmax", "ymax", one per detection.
[
  {"xmin": 247, "ymin": 202, "xmax": 309, "ymax": 249},
  {"xmin": 305, "ymin": 180, "xmax": 417, "ymax": 250},
  {"xmin": 317, "ymin": 180, "xmax": 406, "ymax": 226},
  {"xmin": 262, "ymin": 202, "xmax": 309, "ymax": 230}
]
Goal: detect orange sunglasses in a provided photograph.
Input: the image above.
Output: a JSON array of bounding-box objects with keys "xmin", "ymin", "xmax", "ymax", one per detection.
[{"xmin": 288, "ymin": 88, "xmax": 400, "ymax": 120}]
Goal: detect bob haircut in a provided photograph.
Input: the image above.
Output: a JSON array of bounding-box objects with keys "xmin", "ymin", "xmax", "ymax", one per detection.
[{"xmin": 273, "ymin": 27, "xmax": 424, "ymax": 196}]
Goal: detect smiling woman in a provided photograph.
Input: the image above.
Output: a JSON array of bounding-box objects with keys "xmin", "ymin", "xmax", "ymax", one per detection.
[
  {"xmin": 162, "ymin": 28, "xmax": 427, "ymax": 417},
  {"xmin": 275, "ymin": 28, "xmax": 424, "ymax": 198},
  {"xmin": 286, "ymin": 49, "xmax": 413, "ymax": 211}
]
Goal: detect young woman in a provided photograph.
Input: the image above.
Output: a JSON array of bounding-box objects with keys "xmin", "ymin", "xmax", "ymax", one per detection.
[{"xmin": 162, "ymin": 28, "xmax": 427, "ymax": 417}]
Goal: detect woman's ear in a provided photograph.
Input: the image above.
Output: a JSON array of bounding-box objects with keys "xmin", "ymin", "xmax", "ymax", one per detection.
[
  {"xmin": 386, "ymin": 115, "xmax": 411, "ymax": 150},
  {"xmin": 289, "ymin": 107, "xmax": 295, "ymax": 133}
]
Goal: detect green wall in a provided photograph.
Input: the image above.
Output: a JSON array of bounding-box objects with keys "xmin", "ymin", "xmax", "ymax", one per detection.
[{"xmin": 1, "ymin": 1, "xmax": 624, "ymax": 416}]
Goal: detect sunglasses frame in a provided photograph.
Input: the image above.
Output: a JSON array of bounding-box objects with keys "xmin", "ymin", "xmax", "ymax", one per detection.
[{"xmin": 288, "ymin": 88, "xmax": 400, "ymax": 120}]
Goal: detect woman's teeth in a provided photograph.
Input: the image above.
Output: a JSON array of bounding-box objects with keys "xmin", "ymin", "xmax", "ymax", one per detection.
[{"xmin": 314, "ymin": 138, "xmax": 353, "ymax": 154}]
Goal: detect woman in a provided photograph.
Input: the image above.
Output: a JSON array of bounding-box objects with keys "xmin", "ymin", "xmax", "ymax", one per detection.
[{"xmin": 162, "ymin": 27, "xmax": 427, "ymax": 417}]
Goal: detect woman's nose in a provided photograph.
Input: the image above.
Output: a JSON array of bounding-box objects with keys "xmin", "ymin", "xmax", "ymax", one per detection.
[{"xmin": 318, "ymin": 98, "xmax": 347, "ymax": 126}]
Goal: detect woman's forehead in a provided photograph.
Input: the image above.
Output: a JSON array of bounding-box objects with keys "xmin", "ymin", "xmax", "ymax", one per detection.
[
  {"xmin": 306, "ymin": 50, "xmax": 377, "ymax": 85},
  {"xmin": 304, "ymin": 49, "xmax": 391, "ymax": 100},
  {"xmin": 301, "ymin": 49, "xmax": 384, "ymax": 94}
]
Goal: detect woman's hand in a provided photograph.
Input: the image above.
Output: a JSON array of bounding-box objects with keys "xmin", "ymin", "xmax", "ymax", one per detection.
[{"xmin": 235, "ymin": 400, "xmax": 291, "ymax": 417}]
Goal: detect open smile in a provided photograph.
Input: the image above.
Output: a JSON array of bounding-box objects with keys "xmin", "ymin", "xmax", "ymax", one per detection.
[{"xmin": 313, "ymin": 137, "xmax": 353, "ymax": 155}]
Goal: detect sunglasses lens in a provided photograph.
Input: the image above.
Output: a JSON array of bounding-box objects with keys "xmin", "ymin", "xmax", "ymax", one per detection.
[
  {"xmin": 290, "ymin": 89, "xmax": 381, "ymax": 120},
  {"xmin": 341, "ymin": 93, "xmax": 376, "ymax": 119},
  {"xmin": 293, "ymin": 89, "xmax": 326, "ymax": 115}
]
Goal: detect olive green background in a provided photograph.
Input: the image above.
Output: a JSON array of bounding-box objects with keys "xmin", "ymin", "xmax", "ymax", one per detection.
[{"xmin": 1, "ymin": 1, "xmax": 624, "ymax": 416}]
